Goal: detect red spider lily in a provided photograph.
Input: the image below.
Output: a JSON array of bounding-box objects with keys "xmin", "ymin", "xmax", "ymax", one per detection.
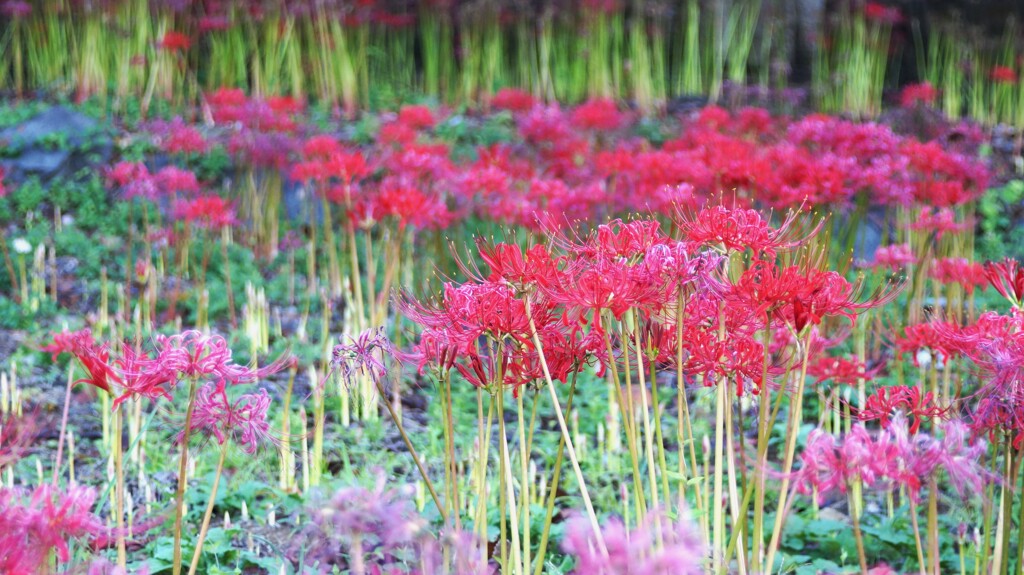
[
  {"xmin": 369, "ymin": 183, "xmax": 451, "ymax": 230},
  {"xmin": 868, "ymin": 243, "xmax": 914, "ymax": 271},
  {"xmin": 112, "ymin": 344, "xmax": 178, "ymax": 409},
  {"xmin": 859, "ymin": 386, "xmax": 945, "ymax": 434},
  {"xmin": 541, "ymin": 255, "xmax": 669, "ymax": 320},
  {"xmin": 492, "ymin": 88, "xmax": 537, "ymax": 113},
  {"xmin": 159, "ymin": 31, "xmax": 192, "ymax": 51},
  {"xmin": 159, "ymin": 122, "xmax": 208, "ymax": 155},
  {"xmin": 929, "ymin": 257, "xmax": 987, "ymax": 294},
  {"xmin": 797, "ymin": 416, "xmax": 985, "ymax": 504},
  {"xmin": 570, "ymin": 98, "xmax": 624, "ymax": 132},
  {"xmin": 397, "ymin": 105, "xmax": 436, "ymax": 130},
  {"xmin": 899, "ymin": 82, "xmax": 938, "ymax": 108},
  {"xmin": 173, "ymin": 195, "xmax": 237, "ymax": 229},
  {"xmin": 184, "ymin": 383, "xmax": 273, "ymax": 454},
  {"xmin": 910, "ymin": 208, "xmax": 969, "ymax": 239},
  {"xmin": 990, "ymin": 66, "xmax": 1017, "ymax": 84},
  {"xmin": 894, "ymin": 321, "xmax": 962, "ymax": 366},
  {"xmin": 106, "ymin": 161, "xmax": 157, "ymax": 201},
  {"xmin": 683, "ymin": 326, "xmax": 766, "ymax": 395},
  {"xmin": 155, "ymin": 166, "xmax": 201, "ymax": 195},
  {"xmin": 677, "ymin": 205, "xmax": 819, "ymax": 257},
  {"xmin": 0, "ymin": 413, "xmax": 34, "ymax": 469},
  {"xmin": 807, "ymin": 355, "xmax": 881, "ymax": 386},
  {"xmin": 149, "ymin": 330, "xmax": 288, "ymax": 387},
  {"xmin": 474, "ymin": 240, "xmax": 561, "ymax": 290},
  {"xmin": 863, "ymin": 2, "xmax": 902, "ymax": 24},
  {"xmin": 41, "ymin": 328, "xmax": 95, "ymax": 361},
  {"xmin": 301, "ymin": 135, "xmax": 342, "ymax": 159},
  {"xmin": 0, "ymin": 484, "xmax": 105, "ymax": 573},
  {"xmin": 70, "ymin": 341, "xmax": 120, "ymax": 395},
  {"xmin": 398, "ymin": 282, "xmax": 537, "ymax": 357},
  {"xmin": 330, "ymin": 327, "xmax": 395, "ymax": 389},
  {"xmin": 327, "ymin": 151, "xmax": 371, "ymax": 185},
  {"xmin": 984, "ymin": 258, "xmax": 1024, "ymax": 307},
  {"xmin": 970, "ymin": 394, "xmax": 1024, "ymax": 448},
  {"xmin": 379, "ymin": 122, "xmax": 419, "ymax": 147}
]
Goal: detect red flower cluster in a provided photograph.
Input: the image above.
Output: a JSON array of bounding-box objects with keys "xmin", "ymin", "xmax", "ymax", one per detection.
[
  {"xmin": 159, "ymin": 31, "xmax": 191, "ymax": 51},
  {"xmin": 404, "ymin": 209, "xmax": 895, "ymax": 398},
  {"xmin": 899, "ymin": 82, "xmax": 938, "ymax": 108}
]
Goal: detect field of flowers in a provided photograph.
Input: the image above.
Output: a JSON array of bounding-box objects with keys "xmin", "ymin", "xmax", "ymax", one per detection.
[{"xmin": 2, "ymin": 1, "xmax": 1024, "ymax": 575}]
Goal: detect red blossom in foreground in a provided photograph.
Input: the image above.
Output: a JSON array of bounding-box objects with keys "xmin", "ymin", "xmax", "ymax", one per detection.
[
  {"xmin": 0, "ymin": 166, "xmax": 6, "ymax": 197},
  {"xmin": 795, "ymin": 415, "xmax": 985, "ymax": 503},
  {"xmin": 562, "ymin": 509, "xmax": 706, "ymax": 575},
  {"xmin": 0, "ymin": 484, "xmax": 105, "ymax": 573},
  {"xmin": 985, "ymin": 258, "xmax": 1024, "ymax": 307}
]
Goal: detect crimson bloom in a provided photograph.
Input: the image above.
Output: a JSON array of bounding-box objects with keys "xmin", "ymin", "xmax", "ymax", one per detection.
[
  {"xmin": 185, "ymin": 383, "xmax": 273, "ymax": 454},
  {"xmin": 859, "ymin": 386, "xmax": 945, "ymax": 434},
  {"xmin": 985, "ymin": 258, "xmax": 1024, "ymax": 307},
  {"xmin": 159, "ymin": 31, "xmax": 191, "ymax": 51}
]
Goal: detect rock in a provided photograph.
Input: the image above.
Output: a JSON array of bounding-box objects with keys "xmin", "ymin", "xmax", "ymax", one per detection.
[{"xmin": 0, "ymin": 105, "xmax": 113, "ymax": 184}]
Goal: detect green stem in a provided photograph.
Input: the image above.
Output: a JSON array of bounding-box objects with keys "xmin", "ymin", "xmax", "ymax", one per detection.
[{"xmin": 187, "ymin": 440, "xmax": 229, "ymax": 575}]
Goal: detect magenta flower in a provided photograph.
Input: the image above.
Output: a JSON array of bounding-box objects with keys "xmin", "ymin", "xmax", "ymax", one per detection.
[
  {"xmin": 561, "ymin": 509, "xmax": 706, "ymax": 575},
  {"xmin": 331, "ymin": 327, "xmax": 395, "ymax": 389},
  {"xmin": 0, "ymin": 484, "xmax": 105, "ymax": 573},
  {"xmin": 184, "ymin": 383, "xmax": 273, "ymax": 453}
]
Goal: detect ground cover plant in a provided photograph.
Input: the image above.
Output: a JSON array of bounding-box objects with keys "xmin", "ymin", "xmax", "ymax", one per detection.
[{"xmin": 2, "ymin": 2, "xmax": 1024, "ymax": 575}]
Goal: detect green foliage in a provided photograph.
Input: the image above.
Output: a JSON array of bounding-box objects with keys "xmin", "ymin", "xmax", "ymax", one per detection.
[{"xmin": 978, "ymin": 179, "xmax": 1024, "ymax": 260}]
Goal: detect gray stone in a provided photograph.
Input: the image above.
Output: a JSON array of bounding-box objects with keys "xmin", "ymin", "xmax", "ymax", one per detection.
[{"xmin": 0, "ymin": 105, "xmax": 113, "ymax": 183}]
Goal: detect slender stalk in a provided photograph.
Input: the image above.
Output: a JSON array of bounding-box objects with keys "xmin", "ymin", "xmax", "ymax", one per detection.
[
  {"xmin": 910, "ymin": 497, "xmax": 928, "ymax": 575},
  {"xmin": 848, "ymin": 485, "xmax": 869, "ymax": 575},
  {"xmin": 763, "ymin": 332, "xmax": 812, "ymax": 573},
  {"xmin": 52, "ymin": 364, "xmax": 75, "ymax": 485},
  {"xmin": 533, "ymin": 374, "xmax": 578, "ymax": 575},
  {"xmin": 712, "ymin": 375, "xmax": 727, "ymax": 574},
  {"xmin": 172, "ymin": 378, "xmax": 200, "ymax": 575},
  {"xmin": 524, "ymin": 298, "xmax": 607, "ymax": 557},
  {"xmin": 114, "ymin": 405, "xmax": 127, "ymax": 569},
  {"xmin": 187, "ymin": 439, "xmax": 229, "ymax": 575},
  {"xmin": 373, "ymin": 376, "xmax": 446, "ymax": 524}
]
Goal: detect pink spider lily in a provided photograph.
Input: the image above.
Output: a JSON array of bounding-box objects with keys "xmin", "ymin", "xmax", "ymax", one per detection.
[{"xmin": 184, "ymin": 383, "xmax": 274, "ymax": 454}]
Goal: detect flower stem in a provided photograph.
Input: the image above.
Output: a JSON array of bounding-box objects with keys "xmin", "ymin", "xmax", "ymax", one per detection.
[
  {"xmin": 525, "ymin": 298, "xmax": 607, "ymax": 557},
  {"xmin": 114, "ymin": 405, "xmax": 127, "ymax": 570},
  {"xmin": 373, "ymin": 376, "xmax": 447, "ymax": 524},
  {"xmin": 848, "ymin": 487, "xmax": 869, "ymax": 575},
  {"xmin": 172, "ymin": 377, "xmax": 199, "ymax": 575},
  {"xmin": 187, "ymin": 439, "xmax": 229, "ymax": 575},
  {"xmin": 534, "ymin": 374, "xmax": 578, "ymax": 575}
]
